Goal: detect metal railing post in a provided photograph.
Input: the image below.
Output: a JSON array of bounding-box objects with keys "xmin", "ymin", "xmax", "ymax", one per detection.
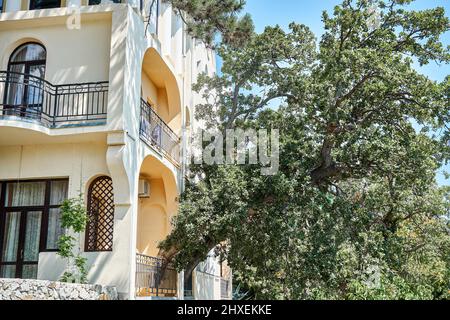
[
  {"xmin": 139, "ymin": 98, "xmax": 181, "ymax": 165},
  {"xmin": 53, "ymin": 85, "xmax": 58, "ymax": 127},
  {"xmin": 0, "ymin": 70, "xmax": 108, "ymax": 127}
]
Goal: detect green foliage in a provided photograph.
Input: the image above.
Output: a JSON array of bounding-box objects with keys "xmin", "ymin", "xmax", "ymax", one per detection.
[
  {"xmin": 161, "ymin": 0, "xmax": 450, "ymax": 300},
  {"xmin": 60, "ymin": 197, "xmax": 88, "ymax": 233},
  {"xmin": 164, "ymin": 0, "xmax": 254, "ymax": 47},
  {"xmin": 57, "ymin": 235, "xmax": 76, "ymax": 259},
  {"xmin": 57, "ymin": 195, "xmax": 89, "ymax": 284}
]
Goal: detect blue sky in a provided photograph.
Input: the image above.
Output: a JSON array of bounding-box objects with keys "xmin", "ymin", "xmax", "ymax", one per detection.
[
  {"xmin": 222, "ymin": 0, "xmax": 450, "ymax": 185},
  {"xmin": 244, "ymin": 0, "xmax": 450, "ymax": 82}
]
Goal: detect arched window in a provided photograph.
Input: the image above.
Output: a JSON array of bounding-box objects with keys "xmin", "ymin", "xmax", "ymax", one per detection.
[
  {"xmin": 85, "ymin": 176, "xmax": 115, "ymax": 252},
  {"xmin": 5, "ymin": 43, "xmax": 46, "ymax": 118}
]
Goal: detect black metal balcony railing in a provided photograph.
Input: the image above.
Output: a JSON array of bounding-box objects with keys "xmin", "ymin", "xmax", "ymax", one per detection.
[
  {"xmin": 221, "ymin": 278, "xmax": 231, "ymax": 299},
  {"xmin": 135, "ymin": 254, "xmax": 178, "ymax": 297},
  {"xmin": 0, "ymin": 71, "xmax": 108, "ymax": 128},
  {"xmin": 140, "ymin": 98, "xmax": 181, "ymax": 165}
]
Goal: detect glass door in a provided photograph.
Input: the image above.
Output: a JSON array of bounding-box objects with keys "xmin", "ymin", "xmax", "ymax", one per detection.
[
  {"xmin": 0, "ymin": 211, "xmax": 21, "ymax": 278},
  {"xmin": 0, "ymin": 179, "xmax": 68, "ymax": 279},
  {"xmin": 6, "ymin": 43, "xmax": 46, "ymax": 119},
  {"xmin": 0, "ymin": 210, "xmax": 42, "ymax": 279},
  {"xmin": 25, "ymin": 64, "xmax": 46, "ymax": 120},
  {"xmin": 21, "ymin": 210, "xmax": 42, "ymax": 278}
]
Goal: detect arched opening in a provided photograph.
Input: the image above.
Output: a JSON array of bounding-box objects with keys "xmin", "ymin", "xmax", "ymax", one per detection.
[
  {"xmin": 136, "ymin": 156, "xmax": 178, "ymax": 256},
  {"xmin": 141, "ymin": 48, "xmax": 181, "ymax": 134},
  {"xmin": 4, "ymin": 42, "xmax": 47, "ymax": 120},
  {"xmin": 135, "ymin": 155, "xmax": 178, "ymax": 297},
  {"xmin": 140, "ymin": 48, "xmax": 182, "ymax": 165},
  {"xmin": 85, "ymin": 176, "xmax": 115, "ymax": 252}
]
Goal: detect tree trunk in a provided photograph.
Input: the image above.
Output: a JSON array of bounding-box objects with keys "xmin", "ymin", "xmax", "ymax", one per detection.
[{"xmin": 157, "ymin": 238, "xmax": 218, "ymax": 289}]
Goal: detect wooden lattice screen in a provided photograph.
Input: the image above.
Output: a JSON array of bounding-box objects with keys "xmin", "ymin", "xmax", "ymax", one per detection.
[{"xmin": 85, "ymin": 176, "xmax": 115, "ymax": 252}]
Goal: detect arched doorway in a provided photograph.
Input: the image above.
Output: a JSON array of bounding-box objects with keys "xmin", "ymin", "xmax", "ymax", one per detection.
[
  {"xmin": 135, "ymin": 155, "xmax": 179, "ymax": 297},
  {"xmin": 4, "ymin": 42, "xmax": 46, "ymax": 120}
]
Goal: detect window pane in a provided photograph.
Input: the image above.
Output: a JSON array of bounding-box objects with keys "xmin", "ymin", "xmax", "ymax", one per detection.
[
  {"xmin": 26, "ymin": 65, "xmax": 46, "ymax": 117},
  {"xmin": 24, "ymin": 211, "xmax": 42, "ymax": 262},
  {"xmin": 10, "ymin": 44, "xmax": 46, "ymax": 62},
  {"xmin": 46, "ymin": 208, "xmax": 63, "ymax": 250},
  {"xmin": 1, "ymin": 212, "xmax": 21, "ymax": 262},
  {"xmin": 0, "ymin": 265, "xmax": 16, "ymax": 278},
  {"xmin": 29, "ymin": 0, "xmax": 61, "ymax": 10},
  {"xmin": 50, "ymin": 180, "xmax": 68, "ymax": 205},
  {"xmin": 6, "ymin": 65, "xmax": 26, "ymax": 106},
  {"xmin": 22, "ymin": 265, "xmax": 38, "ymax": 279},
  {"xmin": 5, "ymin": 182, "xmax": 46, "ymax": 207}
]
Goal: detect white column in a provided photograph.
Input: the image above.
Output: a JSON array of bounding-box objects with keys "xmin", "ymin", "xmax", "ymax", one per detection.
[
  {"xmin": 159, "ymin": 1, "xmax": 172, "ymax": 58},
  {"xmin": 177, "ymin": 271, "xmax": 185, "ymax": 300},
  {"xmin": 171, "ymin": 11, "xmax": 183, "ymax": 74},
  {"xmin": 228, "ymin": 270, "xmax": 233, "ymax": 300}
]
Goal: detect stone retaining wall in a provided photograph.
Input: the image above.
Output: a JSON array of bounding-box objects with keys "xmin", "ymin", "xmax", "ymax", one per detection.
[{"xmin": 0, "ymin": 278, "xmax": 118, "ymax": 300}]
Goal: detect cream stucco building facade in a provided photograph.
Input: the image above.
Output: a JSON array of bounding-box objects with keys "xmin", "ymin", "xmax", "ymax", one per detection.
[{"xmin": 0, "ymin": 0, "xmax": 231, "ymax": 300}]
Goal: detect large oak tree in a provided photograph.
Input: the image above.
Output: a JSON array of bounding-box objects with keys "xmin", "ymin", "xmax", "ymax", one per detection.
[{"xmin": 160, "ymin": 0, "xmax": 450, "ymax": 299}]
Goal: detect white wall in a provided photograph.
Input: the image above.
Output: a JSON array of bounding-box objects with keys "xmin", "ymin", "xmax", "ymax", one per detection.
[
  {"xmin": 0, "ymin": 13, "xmax": 112, "ymax": 85},
  {"xmin": 0, "ymin": 2, "xmax": 222, "ymax": 300}
]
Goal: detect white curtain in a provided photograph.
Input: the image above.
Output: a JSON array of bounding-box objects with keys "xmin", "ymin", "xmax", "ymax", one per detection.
[
  {"xmin": 1, "ymin": 180, "xmax": 67, "ymax": 278},
  {"xmin": 50, "ymin": 180, "xmax": 68, "ymax": 205},
  {"xmin": 24, "ymin": 211, "xmax": 41, "ymax": 262},
  {"xmin": 47, "ymin": 208, "xmax": 62, "ymax": 250},
  {"xmin": 5, "ymin": 182, "xmax": 46, "ymax": 207},
  {"xmin": 47, "ymin": 180, "xmax": 68, "ymax": 249},
  {"xmin": 6, "ymin": 64, "xmax": 25, "ymax": 107},
  {"xmin": 2, "ymin": 212, "xmax": 21, "ymax": 262},
  {"xmin": 21, "ymin": 211, "xmax": 42, "ymax": 279},
  {"xmin": 1, "ymin": 212, "xmax": 20, "ymax": 278}
]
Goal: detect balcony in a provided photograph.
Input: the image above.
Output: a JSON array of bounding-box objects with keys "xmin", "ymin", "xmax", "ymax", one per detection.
[
  {"xmin": 135, "ymin": 254, "xmax": 178, "ymax": 298},
  {"xmin": 221, "ymin": 278, "xmax": 231, "ymax": 299},
  {"xmin": 0, "ymin": 71, "xmax": 108, "ymax": 128},
  {"xmin": 139, "ymin": 98, "xmax": 181, "ymax": 165}
]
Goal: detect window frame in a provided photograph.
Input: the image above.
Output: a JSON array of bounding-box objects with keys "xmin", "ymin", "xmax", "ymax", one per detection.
[
  {"xmin": 7, "ymin": 42, "xmax": 47, "ymax": 82},
  {"xmin": 29, "ymin": 0, "xmax": 62, "ymax": 10},
  {"xmin": 84, "ymin": 176, "xmax": 115, "ymax": 252},
  {"xmin": 0, "ymin": 178, "xmax": 69, "ymax": 255},
  {"xmin": 4, "ymin": 42, "xmax": 47, "ymax": 117}
]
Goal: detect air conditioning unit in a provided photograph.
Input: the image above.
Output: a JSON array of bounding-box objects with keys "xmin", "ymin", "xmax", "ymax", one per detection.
[{"xmin": 138, "ymin": 179, "xmax": 151, "ymax": 198}]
